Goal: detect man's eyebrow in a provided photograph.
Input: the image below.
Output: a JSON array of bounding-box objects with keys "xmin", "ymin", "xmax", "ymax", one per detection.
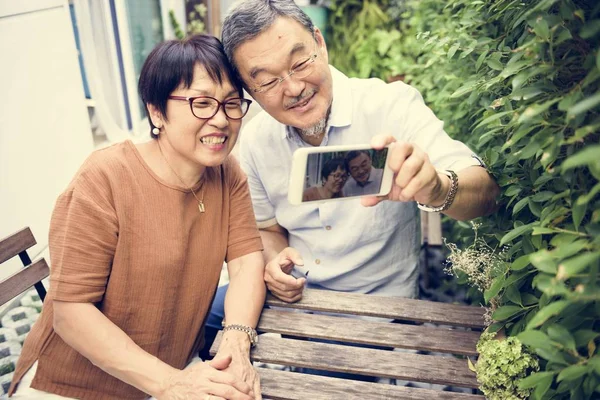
[{"xmin": 249, "ymin": 42, "xmax": 309, "ymax": 80}]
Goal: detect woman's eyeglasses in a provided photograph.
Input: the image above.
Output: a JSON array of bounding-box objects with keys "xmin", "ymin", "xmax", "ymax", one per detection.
[{"xmin": 168, "ymin": 96, "xmax": 252, "ymax": 120}]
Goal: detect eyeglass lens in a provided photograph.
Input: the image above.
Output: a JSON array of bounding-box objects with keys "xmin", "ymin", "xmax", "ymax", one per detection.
[{"xmin": 191, "ymin": 98, "xmax": 249, "ymax": 119}]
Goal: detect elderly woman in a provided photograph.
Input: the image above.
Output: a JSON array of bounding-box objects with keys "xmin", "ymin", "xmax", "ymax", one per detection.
[
  {"xmin": 302, "ymin": 158, "xmax": 349, "ymax": 201},
  {"xmin": 9, "ymin": 34, "xmax": 264, "ymax": 400}
]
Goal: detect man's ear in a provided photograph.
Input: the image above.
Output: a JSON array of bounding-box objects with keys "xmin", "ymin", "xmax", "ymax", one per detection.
[
  {"xmin": 146, "ymin": 103, "xmax": 163, "ymax": 128},
  {"xmin": 313, "ymin": 27, "xmax": 329, "ymax": 64}
]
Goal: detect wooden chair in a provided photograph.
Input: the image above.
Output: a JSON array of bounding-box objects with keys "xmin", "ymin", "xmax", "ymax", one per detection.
[
  {"xmin": 212, "ymin": 289, "xmax": 486, "ymax": 399},
  {"xmin": 0, "ymin": 227, "xmax": 50, "ymax": 306}
]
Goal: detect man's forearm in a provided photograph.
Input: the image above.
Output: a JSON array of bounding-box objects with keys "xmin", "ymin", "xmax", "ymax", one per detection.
[
  {"xmin": 259, "ymin": 225, "xmax": 289, "ymax": 264},
  {"xmin": 53, "ymin": 301, "xmax": 175, "ymax": 398},
  {"xmin": 442, "ymin": 166, "xmax": 500, "ymax": 221}
]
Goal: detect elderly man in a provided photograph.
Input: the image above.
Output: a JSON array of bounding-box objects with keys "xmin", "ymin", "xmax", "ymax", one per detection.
[
  {"xmin": 343, "ymin": 150, "xmax": 383, "ymax": 196},
  {"xmin": 205, "ymin": 0, "xmax": 498, "ymax": 323}
]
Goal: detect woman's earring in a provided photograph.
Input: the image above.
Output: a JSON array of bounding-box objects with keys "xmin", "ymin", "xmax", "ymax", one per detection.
[{"xmin": 152, "ymin": 127, "xmax": 160, "ymax": 135}]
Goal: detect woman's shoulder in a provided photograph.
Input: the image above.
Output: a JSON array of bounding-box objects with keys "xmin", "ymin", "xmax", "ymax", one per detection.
[{"xmin": 67, "ymin": 141, "xmax": 136, "ymax": 193}]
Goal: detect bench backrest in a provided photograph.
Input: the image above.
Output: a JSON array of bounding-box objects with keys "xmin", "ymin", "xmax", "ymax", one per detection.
[{"xmin": 0, "ymin": 227, "xmax": 49, "ymax": 306}]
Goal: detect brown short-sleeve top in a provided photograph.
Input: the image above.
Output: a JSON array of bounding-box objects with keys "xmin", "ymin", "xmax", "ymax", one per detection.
[{"xmin": 9, "ymin": 140, "xmax": 263, "ymax": 399}]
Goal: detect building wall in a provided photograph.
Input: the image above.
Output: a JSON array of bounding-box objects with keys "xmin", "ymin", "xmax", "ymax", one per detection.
[{"xmin": 0, "ymin": 0, "xmax": 94, "ymax": 279}]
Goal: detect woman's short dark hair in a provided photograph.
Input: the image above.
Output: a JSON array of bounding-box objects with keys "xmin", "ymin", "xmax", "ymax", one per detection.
[
  {"xmin": 138, "ymin": 34, "xmax": 243, "ymax": 138},
  {"xmin": 321, "ymin": 158, "xmax": 347, "ymax": 183}
]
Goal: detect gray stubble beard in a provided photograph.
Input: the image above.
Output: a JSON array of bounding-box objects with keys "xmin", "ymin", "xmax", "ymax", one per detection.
[{"xmin": 297, "ymin": 105, "xmax": 331, "ymax": 138}]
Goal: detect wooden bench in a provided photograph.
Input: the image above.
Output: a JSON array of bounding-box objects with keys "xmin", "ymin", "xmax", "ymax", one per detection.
[
  {"xmin": 212, "ymin": 288, "xmax": 485, "ymax": 399},
  {"xmin": 0, "ymin": 227, "xmax": 50, "ymax": 306}
]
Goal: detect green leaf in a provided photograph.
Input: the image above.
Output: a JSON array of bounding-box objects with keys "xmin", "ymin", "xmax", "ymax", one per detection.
[
  {"xmin": 568, "ymin": 92, "xmax": 600, "ymax": 117},
  {"xmin": 579, "ymin": 19, "xmax": 600, "ymax": 39},
  {"xmin": 531, "ymin": 16, "xmax": 550, "ymax": 40},
  {"xmin": 572, "ymin": 201, "xmax": 587, "ymax": 229},
  {"xmin": 526, "ymin": 300, "xmax": 571, "ymax": 329},
  {"xmin": 475, "ymin": 50, "xmax": 489, "ymax": 71},
  {"xmin": 532, "ymin": 227, "xmax": 557, "ymax": 235},
  {"xmin": 450, "ymin": 80, "xmax": 479, "ymax": 98},
  {"xmin": 473, "ymin": 110, "xmax": 513, "ymax": 129},
  {"xmin": 518, "ymin": 371, "xmax": 556, "ymax": 390},
  {"xmin": 558, "ymin": 252, "xmax": 600, "ymax": 280},
  {"xmin": 493, "ymin": 305, "xmax": 524, "ymax": 321},
  {"xmin": 518, "ymin": 98, "xmax": 561, "ymax": 123},
  {"xmin": 518, "ymin": 329, "xmax": 551, "ymax": 348},
  {"xmin": 557, "ymin": 364, "xmax": 589, "ymax": 382},
  {"xmin": 500, "ymin": 223, "xmax": 535, "ymax": 246},
  {"xmin": 505, "ymin": 284, "xmax": 522, "ymax": 306},
  {"xmin": 531, "ymin": 191, "xmax": 555, "ymax": 202},
  {"xmin": 573, "ymin": 330, "xmax": 600, "ymax": 348},
  {"xmin": 484, "ymin": 275, "xmax": 505, "ymax": 303},
  {"xmin": 561, "ymin": 145, "xmax": 600, "ymax": 171},
  {"xmin": 486, "ymin": 58, "xmax": 504, "ymax": 71},
  {"xmin": 511, "ymin": 254, "xmax": 531, "ymax": 271},
  {"xmin": 551, "ymin": 240, "xmax": 588, "ymax": 260},
  {"xmin": 547, "ymin": 324, "xmax": 576, "ymax": 351},
  {"xmin": 447, "ymin": 43, "xmax": 460, "ymax": 59},
  {"xmin": 530, "ymin": 250, "xmax": 558, "ymax": 274},
  {"xmin": 467, "ymin": 357, "xmax": 476, "ymax": 372},
  {"xmin": 513, "ymin": 197, "xmax": 530, "ymax": 215},
  {"xmin": 576, "ymin": 182, "xmax": 600, "ymax": 205}
]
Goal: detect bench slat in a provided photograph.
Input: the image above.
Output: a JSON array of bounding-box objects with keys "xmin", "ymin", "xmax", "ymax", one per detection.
[
  {"xmin": 0, "ymin": 227, "xmax": 36, "ymax": 264},
  {"xmin": 211, "ymin": 332, "xmax": 479, "ymax": 388},
  {"xmin": 258, "ymin": 368, "xmax": 484, "ymax": 400},
  {"xmin": 0, "ymin": 259, "xmax": 49, "ymax": 305},
  {"xmin": 258, "ymin": 309, "xmax": 480, "ymax": 356},
  {"xmin": 266, "ymin": 290, "xmax": 486, "ymax": 329}
]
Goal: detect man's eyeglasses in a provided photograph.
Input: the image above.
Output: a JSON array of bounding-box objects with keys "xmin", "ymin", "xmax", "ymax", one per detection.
[
  {"xmin": 252, "ymin": 49, "xmax": 319, "ymax": 97},
  {"xmin": 168, "ymin": 96, "xmax": 252, "ymax": 120}
]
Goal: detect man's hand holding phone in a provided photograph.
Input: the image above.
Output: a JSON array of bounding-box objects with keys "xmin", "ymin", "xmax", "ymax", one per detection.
[
  {"xmin": 361, "ymin": 135, "xmax": 450, "ymax": 208},
  {"xmin": 264, "ymin": 247, "xmax": 306, "ymax": 303}
]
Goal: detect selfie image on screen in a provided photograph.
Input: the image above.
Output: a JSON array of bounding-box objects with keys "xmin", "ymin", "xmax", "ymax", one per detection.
[{"xmin": 302, "ymin": 148, "xmax": 388, "ymax": 202}]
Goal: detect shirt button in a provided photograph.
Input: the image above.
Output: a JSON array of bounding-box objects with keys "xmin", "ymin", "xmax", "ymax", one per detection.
[
  {"xmin": 315, "ymin": 259, "xmax": 321, "ymax": 265},
  {"xmin": 325, "ymin": 225, "xmax": 332, "ymax": 230}
]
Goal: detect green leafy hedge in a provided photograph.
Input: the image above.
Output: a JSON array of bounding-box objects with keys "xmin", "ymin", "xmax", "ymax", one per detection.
[{"xmin": 328, "ymin": 0, "xmax": 599, "ymax": 399}]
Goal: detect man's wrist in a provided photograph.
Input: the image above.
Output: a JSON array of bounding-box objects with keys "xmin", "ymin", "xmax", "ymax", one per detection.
[
  {"xmin": 430, "ymin": 171, "xmax": 452, "ymax": 206},
  {"xmin": 417, "ymin": 170, "xmax": 458, "ymax": 212}
]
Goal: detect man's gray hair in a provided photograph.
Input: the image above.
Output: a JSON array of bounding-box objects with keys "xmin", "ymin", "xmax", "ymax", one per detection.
[{"xmin": 222, "ymin": 0, "xmax": 315, "ymax": 77}]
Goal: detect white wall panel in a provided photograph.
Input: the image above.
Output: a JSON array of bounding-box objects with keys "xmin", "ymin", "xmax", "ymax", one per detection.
[{"xmin": 0, "ymin": 1, "xmax": 93, "ymax": 279}]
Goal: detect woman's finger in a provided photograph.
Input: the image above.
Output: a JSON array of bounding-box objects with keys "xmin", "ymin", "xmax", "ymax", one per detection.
[
  {"xmin": 207, "ymin": 381, "xmax": 254, "ymax": 400},
  {"xmin": 253, "ymin": 373, "xmax": 263, "ymax": 400}
]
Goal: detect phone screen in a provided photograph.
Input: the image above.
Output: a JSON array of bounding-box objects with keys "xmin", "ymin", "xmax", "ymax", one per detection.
[{"xmin": 302, "ymin": 148, "xmax": 389, "ymax": 202}]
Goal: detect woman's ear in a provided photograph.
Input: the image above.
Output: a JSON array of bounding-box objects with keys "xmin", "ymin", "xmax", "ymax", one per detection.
[{"xmin": 146, "ymin": 103, "xmax": 163, "ymax": 128}]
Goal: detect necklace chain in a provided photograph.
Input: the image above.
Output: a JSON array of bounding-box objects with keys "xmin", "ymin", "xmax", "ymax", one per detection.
[{"xmin": 157, "ymin": 141, "xmax": 205, "ymax": 213}]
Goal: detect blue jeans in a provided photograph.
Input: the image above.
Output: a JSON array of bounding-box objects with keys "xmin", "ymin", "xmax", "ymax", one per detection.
[{"xmin": 204, "ymin": 284, "xmax": 385, "ymax": 382}]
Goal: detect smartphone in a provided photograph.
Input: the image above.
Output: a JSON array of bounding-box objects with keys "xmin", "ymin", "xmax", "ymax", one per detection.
[{"xmin": 288, "ymin": 144, "xmax": 394, "ymax": 205}]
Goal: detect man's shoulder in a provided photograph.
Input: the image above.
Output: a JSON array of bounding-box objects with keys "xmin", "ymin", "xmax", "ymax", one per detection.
[{"xmin": 347, "ymin": 75, "xmax": 422, "ymax": 107}]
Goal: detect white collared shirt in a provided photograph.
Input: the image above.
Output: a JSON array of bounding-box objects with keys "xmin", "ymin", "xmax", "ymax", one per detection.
[
  {"xmin": 344, "ymin": 167, "xmax": 384, "ymax": 196},
  {"xmin": 239, "ymin": 66, "xmax": 480, "ymax": 297}
]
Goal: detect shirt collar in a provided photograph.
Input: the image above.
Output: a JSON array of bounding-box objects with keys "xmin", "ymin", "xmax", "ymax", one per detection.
[{"xmin": 283, "ymin": 65, "xmax": 353, "ymax": 140}]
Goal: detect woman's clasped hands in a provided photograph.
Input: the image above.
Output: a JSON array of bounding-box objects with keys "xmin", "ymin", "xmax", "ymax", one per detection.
[{"xmin": 160, "ymin": 354, "xmax": 257, "ymax": 400}]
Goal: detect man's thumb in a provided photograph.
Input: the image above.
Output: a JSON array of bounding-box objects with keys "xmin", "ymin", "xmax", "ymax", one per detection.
[
  {"xmin": 282, "ymin": 247, "xmax": 304, "ymax": 266},
  {"xmin": 209, "ymin": 354, "xmax": 232, "ymax": 370}
]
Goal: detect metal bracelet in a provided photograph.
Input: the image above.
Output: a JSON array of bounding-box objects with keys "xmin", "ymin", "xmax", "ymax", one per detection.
[{"xmin": 417, "ymin": 170, "xmax": 458, "ymax": 212}]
